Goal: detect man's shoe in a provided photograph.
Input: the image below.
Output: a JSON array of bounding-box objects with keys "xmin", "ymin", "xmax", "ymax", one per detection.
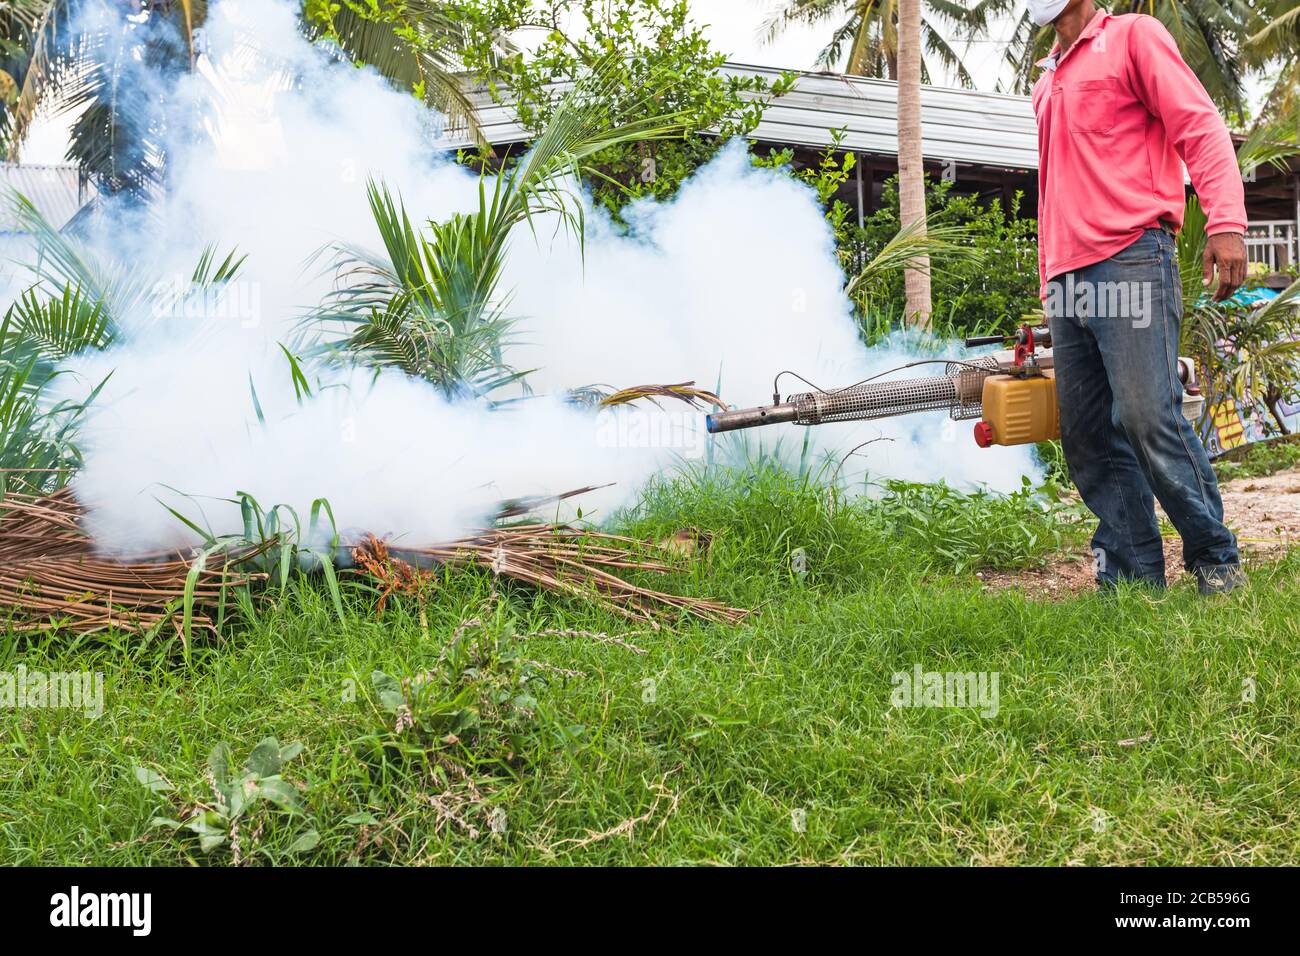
[{"xmin": 1194, "ymin": 564, "xmax": 1247, "ymax": 596}]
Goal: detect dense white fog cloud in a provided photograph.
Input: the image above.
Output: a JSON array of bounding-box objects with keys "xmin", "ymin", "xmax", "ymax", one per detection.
[{"xmin": 37, "ymin": 0, "xmax": 1036, "ymax": 553}]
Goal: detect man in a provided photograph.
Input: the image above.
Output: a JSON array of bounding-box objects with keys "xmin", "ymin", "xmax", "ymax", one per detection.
[{"xmin": 1029, "ymin": 0, "xmax": 1249, "ymax": 593}]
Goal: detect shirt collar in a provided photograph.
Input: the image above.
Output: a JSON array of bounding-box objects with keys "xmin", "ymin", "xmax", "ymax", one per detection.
[{"xmin": 1036, "ymin": 10, "xmax": 1110, "ymax": 71}]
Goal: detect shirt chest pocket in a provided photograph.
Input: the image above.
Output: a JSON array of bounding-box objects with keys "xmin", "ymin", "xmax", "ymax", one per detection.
[{"xmin": 1065, "ymin": 78, "xmax": 1118, "ymax": 133}]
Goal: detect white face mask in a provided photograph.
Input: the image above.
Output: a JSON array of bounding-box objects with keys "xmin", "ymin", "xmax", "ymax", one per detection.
[{"xmin": 1027, "ymin": 0, "xmax": 1069, "ymax": 26}]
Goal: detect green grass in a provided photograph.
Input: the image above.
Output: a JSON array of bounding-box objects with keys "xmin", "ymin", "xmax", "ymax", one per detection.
[
  {"xmin": 1212, "ymin": 433, "xmax": 1300, "ymax": 482},
  {"xmin": 3, "ymin": 469, "xmax": 1298, "ymax": 866}
]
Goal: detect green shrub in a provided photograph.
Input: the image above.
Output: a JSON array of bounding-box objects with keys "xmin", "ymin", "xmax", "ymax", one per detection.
[
  {"xmin": 846, "ymin": 176, "xmax": 1042, "ymax": 340},
  {"xmin": 1213, "ymin": 434, "xmax": 1300, "ymax": 481}
]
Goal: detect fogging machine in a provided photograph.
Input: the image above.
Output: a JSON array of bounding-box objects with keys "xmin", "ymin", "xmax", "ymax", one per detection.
[{"xmin": 705, "ymin": 325, "xmax": 1204, "ymax": 447}]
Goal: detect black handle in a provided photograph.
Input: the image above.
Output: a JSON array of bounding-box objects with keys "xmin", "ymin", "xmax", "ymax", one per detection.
[{"xmin": 964, "ymin": 334, "xmax": 1007, "ymax": 348}]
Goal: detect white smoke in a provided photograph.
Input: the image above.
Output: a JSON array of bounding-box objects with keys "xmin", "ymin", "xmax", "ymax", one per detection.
[{"xmin": 38, "ymin": 0, "xmax": 1037, "ymax": 553}]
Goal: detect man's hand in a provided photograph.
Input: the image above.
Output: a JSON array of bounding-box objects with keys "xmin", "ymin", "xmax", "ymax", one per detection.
[{"xmin": 1203, "ymin": 232, "xmax": 1247, "ymax": 302}]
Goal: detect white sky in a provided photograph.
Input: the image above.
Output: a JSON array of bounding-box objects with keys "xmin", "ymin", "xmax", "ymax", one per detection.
[
  {"xmin": 691, "ymin": 0, "xmax": 830, "ymax": 70},
  {"xmin": 691, "ymin": 0, "xmax": 1016, "ymax": 85}
]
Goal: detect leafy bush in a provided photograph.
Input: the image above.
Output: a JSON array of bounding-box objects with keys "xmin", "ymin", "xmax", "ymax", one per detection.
[
  {"xmin": 137, "ymin": 737, "xmax": 319, "ymax": 861},
  {"xmin": 863, "ymin": 477, "xmax": 1081, "ymax": 573},
  {"xmin": 847, "ymin": 176, "xmax": 1042, "ymax": 339},
  {"xmin": 364, "ymin": 617, "xmax": 559, "ymax": 776},
  {"xmin": 1178, "ymin": 201, "xmax": 1300, "ymax": 436},
  {"xmin": 454, "ymin": 0, "xmax": 793, "ymax": 215},
  {"xmin": 1213, "ymin": 434, "xmax": 1300, "ymax": 481}
]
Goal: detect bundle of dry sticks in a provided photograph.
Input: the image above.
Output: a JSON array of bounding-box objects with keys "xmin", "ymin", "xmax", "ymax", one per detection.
[
  {"xmin": 359, "ymin": 524, "xmax": 746, "ymax": 628},
  {"xmin": 0, "ymin": 487, "xmax": 267, "ymax": 638},
  {"xmin": 1, "ymin": 486, "xmax": 746, "ymax": 637}
]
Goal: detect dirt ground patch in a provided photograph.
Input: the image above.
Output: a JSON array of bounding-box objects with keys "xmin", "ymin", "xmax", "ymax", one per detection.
[{"xmin": 978, "ymin": 466, "xmax": 1300, "ymax": 598}]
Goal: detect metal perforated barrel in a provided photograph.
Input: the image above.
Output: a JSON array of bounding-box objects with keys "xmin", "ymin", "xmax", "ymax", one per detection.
[
  {"xmin": 703, "ymin": 355, "xmax": 1003, "ymax": 434},
  {"xmin": 786, "ymin": 355, "xmax": 1001, "ymax": 425}
]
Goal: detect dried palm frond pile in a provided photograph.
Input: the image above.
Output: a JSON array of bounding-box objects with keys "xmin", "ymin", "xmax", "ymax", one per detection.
[
  {"xmin": 2, "ymin": 486, "xmax": 747, "ymax": 638},
  {"xmin": 0, "ymin": 488, "xmax": 266, "ymax": 638},
  {"xmin": 358, "ymin": 524, "xmax": 747, "ymax": 628}
]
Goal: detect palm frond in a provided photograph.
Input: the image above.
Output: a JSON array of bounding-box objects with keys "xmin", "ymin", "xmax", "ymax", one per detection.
[
  {"xmin": 0, "ymin": 309, "xmax": 107, "ymax": 494},
  {"xmin": 846, "ymin": 218, "xmax": 980, "ymax": 302},
  {"xmin": 3, "ymin": 186, "xmax": 150, "ymax": 325},
  {"xmin": 190, "ymin": 243, "xmax": 246, "ymax": 287},
  {"xmin": 593, "ymin": 382, "xmax": 728, "ymax": 410},
  {"xmin": 4, "ymin": 281, "xmax": 113, "ymax": 360},
  {"xmin": 9, "ymin": 1, "xmax": 200, "ymax": 196},
  {"xmin": 1248, "ymin": 2, "xmax": 1300, "ymax": 46},
  {"xmin": 1236, "ymin": 98, "xmax": 1299, "ymax": 186},
  {"xmin": 302, "ymin": 59, "xmax": 689, "ymax": 399},
  {"xmin": 312, "ymin": 2, "xmax": 491, "ymax": 145}
]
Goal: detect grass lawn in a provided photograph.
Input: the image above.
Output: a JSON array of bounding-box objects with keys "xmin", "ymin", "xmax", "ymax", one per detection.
[{"xmin": 3, "ymin": 469, "xmax": 1298, "ymax": 865}]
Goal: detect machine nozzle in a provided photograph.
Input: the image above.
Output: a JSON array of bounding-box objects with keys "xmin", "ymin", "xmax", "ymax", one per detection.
[{"xmin": 705, "ymin": 403, "xmax": 800, "ymax": 433}]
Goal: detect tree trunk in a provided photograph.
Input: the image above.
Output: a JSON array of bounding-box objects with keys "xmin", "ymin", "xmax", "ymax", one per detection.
[
  {"xmin": 896, "ymin": 0, "xmax": 932, "ymax": 327},
  {"xmin": 1266, "ymin": 390, "xmax": 1291, "ymax": 435}
]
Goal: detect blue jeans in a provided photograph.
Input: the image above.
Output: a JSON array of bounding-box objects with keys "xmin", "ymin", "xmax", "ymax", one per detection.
[{"xmin": 1047, "ymin": 228, "xmax": 1238, "ymax": 587}]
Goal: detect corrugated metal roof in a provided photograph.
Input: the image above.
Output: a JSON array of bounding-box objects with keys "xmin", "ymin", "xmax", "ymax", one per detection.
[
  {"xmin": 0, "ymin": 163, "xmax": 91, "ymax": 232},
  {"xmin": 450, "ymin": 62, "xmax": 1041, "ymax": 171}
]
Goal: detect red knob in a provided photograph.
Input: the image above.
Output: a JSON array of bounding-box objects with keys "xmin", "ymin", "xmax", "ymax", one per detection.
[{"xmin": 973, "ymin": 421, "xmax": 994, "ymax": 447}]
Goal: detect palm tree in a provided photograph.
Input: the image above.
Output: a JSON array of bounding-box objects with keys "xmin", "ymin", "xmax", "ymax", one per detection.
[
  {"xmin": 1245, "ymin": 0, "xmax": 1299, "ymax": 123},
  {"xmin": 0, "ymin": 0, "xmax": 52, "ymax": 148},
  {"xmin": 2, "ymin": 1, "xmax": 190, "ymax": 196},
  {"xmin": 4, "ymin": 0, "xmax": 492, "ymax": 197},
  {"xmin": 895, "ymin": 0, "xmax": 930, "ymax": 326},
  {"xmin": 1176, "ymin": 123, "xmax": 1300, "ymax": 434},
  {"xmin": 302, "ymin": 65, "xmax": 689, "ymax": 399},
  {"xmin": 763, "ymin": 0, "xmax": 1002, "ymax": 87},
  {"xmin": 302, "ymin": 0, "xmax": 512, "ymax": 145}
]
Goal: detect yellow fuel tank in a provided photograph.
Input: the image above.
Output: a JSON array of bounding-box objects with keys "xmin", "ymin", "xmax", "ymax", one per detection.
[{"xmin": 974, "ymin": 371, "xmax": 1059, "ymax": 447}]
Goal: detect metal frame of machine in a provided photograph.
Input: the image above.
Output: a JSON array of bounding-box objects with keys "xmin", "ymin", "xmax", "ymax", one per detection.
[{"xmin": 705, "ymin": 325, "xmax": 1205, "ymax": 447}]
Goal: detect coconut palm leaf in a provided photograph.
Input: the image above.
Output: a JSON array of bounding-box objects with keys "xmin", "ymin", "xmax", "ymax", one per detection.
[
  {"xmin": 3, "ymin": 186, "xmax": 150, "ymax": 327},
  {"xmin": 1235, "ymin": 118, "xmax": 1299, "ymax": 181},
  {"xmin": 0, "ymin": 0, "xmax": 53, "ymax": 140},
  {"xmin": 305, "ymin": 1, "xmax": 508, "ymax": 146},
  {"xmin": 0, "ymin": 307, "xmax": 109, "ymax": 493},
  {"xmin": 8, "ymin": 0, "xmax": 201, "ymax": 198},
  {"xmin": 4, "ymin": 281, "xmax": 112, "ymax": 361},
  {"xmin": 762, "ymin": 0, "xmax": 996, "ymax": 87},
  {"xmin": 190, "ymin": 243, "xmax": 247, "ymax": 286},
  {"xmin": 1244, "ymin": 1, "xmax": 1299, "ymax": 124},
  {"xmin": 845, "ymin": 218, "xmax": 980, "ymax": 302},
  {"xmin": 303, "ymin": 61, "xmax": 688, "ymax": 398},
  {"xmin": 1249, "ymin": 0, "xmax": 1300, "ymax": 44}
]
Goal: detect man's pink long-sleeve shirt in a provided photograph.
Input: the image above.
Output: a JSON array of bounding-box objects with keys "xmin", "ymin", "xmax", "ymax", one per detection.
[{"xmin": 1031, "ymin": 11, "xmax": 1246, "ymax": 294}]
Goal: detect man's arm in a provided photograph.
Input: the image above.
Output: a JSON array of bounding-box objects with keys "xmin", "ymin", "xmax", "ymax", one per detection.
[{"xmin": 1126, "ymin": 16, "xmax": 1247, "ymax": 301}]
